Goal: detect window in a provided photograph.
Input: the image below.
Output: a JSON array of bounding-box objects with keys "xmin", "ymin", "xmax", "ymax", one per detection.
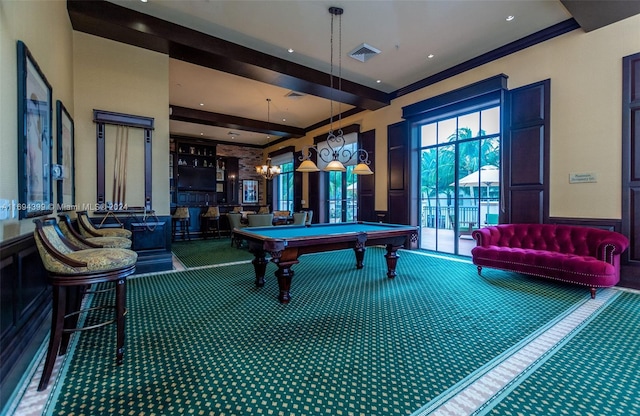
[{"xmin": 273, "ymin": 155, "xmax": 294, "ymax": 212}]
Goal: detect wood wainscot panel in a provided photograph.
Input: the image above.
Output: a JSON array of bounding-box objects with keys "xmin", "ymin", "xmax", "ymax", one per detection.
[
  {"xmin": 131, "ymin": 221, "xmax": 168, "ymax": 251},
  {"xmin": 548, "ymin": 217, "xmax": 621, "ymax": 232},
  {"xmin": 0, "ymin": 234, "xmax": 50, "ymax": 410},
  {"xmin": 549, "ymin": 217, "xmax": 638, "ymax": 290},
  {"xmin": 91, "ymin": 212, "xmax": 173, "ymax": 275}
]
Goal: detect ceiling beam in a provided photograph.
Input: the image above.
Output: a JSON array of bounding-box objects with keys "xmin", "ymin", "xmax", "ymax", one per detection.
[
  {"xmin": 560, "ymin": 0, "xmax": 640, "ymax": 32},
  {"xmin": 170, "ymin": 106, "xmax": 306, "ymax": 139},
  {"xmin": 67, "ymin": 0, "xmax": 390, "ymax": 111}
]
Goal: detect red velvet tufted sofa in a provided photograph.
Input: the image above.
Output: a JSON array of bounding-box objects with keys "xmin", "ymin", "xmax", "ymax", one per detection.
[{"xmin": 471, "ymin": 224, "xmax": 629, "ymax": 298}]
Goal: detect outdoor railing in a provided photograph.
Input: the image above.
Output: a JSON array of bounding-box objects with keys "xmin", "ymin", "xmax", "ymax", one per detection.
[{"xmin": 421, "ymin": 203, "xmax": 482, "ymax": 230}]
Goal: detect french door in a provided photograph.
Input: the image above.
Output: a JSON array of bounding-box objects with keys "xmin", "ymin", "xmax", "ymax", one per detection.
[
  {"xmin": 326, "ymin": 166, "xmax": 357, "ymax": 223},
  {"xmin": 419, "ymin": 107, "xmax": 501, "ymax": 256}
]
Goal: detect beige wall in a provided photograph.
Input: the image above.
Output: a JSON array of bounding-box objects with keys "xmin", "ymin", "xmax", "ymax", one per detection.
[
  {"xmin": 0, "ymin": 0, "xmax": 74, "ymax": 240},
  {"xmin": 0, "ymin": 1, "xmax": 169, "ymax": 242},
  {"xmin": 279, "ymin": 14, "xmax": 640, "ymax": 220},
  {"xmin": 1, "ymin": 1, "xmax": 638, "ymax": 243},
  {"xmin": 73, "ymin": 32, "xmax": 170, "ymax": 216}
]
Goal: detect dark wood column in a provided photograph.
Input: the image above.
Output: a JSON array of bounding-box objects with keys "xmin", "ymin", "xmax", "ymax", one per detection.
[{"xmin": 357, "ymin": 129, "xmax": 376, "ymax": 222}]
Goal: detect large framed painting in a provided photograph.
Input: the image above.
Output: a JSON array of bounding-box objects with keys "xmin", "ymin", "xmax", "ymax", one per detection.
[
  {"xmin": 242, "ymin": 179, "xmax": 258, "ymax": 204},
  {"xmin": 56, "ymin": 100, "xmax": 75, "ymax": 209},
  {"xmin": 17, "ymin": 40, "xmax": 53, "ymax": 219}
]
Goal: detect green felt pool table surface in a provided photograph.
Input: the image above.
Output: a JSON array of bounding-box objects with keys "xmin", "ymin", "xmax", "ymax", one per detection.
[{"xmin": 236, "ymin": 221, "xmax": 415, "ymax": 241}]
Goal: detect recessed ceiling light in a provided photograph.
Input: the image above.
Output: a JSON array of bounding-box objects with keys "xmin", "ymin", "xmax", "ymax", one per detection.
[
  {"xmin": 506, "ymin": 15, "xmax": 515, "ymax": 22},
  {"xmin": 140, "ymin": 0, "xmax": 148, "ymax": 3},
  {"xmin": 427, "ymin": 54, "xmax": 435, "ymax": 59},
  {"xmin": 199, "ymin": 103, "xmax": 204, "ymax": 106},
  {"xmin": 287, "ymin": 48, "xmax": 294, "ymax": 53},
  {"xmin": 376, "ymin": 80, "xmax": 381, "ymax": 83},
  {"xmin": 282, "ymin": 118, "xmax": 286, "ymax": 122},
  {"xmin": 200, "ymin": 132, "xmax": 203, "ymax": 135}
]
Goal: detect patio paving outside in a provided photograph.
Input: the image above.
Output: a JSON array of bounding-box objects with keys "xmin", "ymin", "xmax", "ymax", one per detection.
[{"xmin": 419, "ymin": 227, "xmax": 476, "ymax": 257}]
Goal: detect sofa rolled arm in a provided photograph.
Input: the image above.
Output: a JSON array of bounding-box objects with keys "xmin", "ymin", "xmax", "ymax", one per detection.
[
  {"xmin": 472, "ymin": 227, "xmax": 495, "ymax": 247},
  {"xmin": 596, "ymin": 235, "xmax": 629, "ymax": 264}
]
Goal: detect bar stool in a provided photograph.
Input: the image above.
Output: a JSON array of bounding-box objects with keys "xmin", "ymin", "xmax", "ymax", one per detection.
[
  {"xmin": 201, "ymin": 206, "xmax": 221, "ymax": 239},
  {"xmin": 33, "ymin": 218, "xmax": 137, "ymax": 391},
  {"xmin": 172, "ymin": 207, "xmax": 191, "ymax": 241}
]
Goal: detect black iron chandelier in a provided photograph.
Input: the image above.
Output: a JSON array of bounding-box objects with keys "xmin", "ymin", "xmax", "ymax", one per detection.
[
  {"xmin": 297, "ymin": 6, "xmax": 373, "ymax": 176},
  {"xmin": 255, "ymin": 98, "xmax": 282, "ymax": 180}
]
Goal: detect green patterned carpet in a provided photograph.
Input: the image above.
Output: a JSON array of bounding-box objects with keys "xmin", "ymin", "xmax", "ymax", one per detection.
[
  {"xmin": 47, "ymin": 249, "xmax": 596, "ymax": 415},
  {"xmin": 488, "ymin": 290, "xmax": 640, "ymax": 416},
  {"xmin": 172, "ymin": 237, "xmax": 254, "ymax": 267}
]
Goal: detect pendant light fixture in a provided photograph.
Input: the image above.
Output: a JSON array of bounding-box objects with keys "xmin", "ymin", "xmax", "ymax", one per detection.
[
  {"xmin": 296, "ymin": 7, "xmax": 373, "ymax": 176},
  {"xmin": 255, "ymin": 98, "xmax": 281, "ymax": 180}
]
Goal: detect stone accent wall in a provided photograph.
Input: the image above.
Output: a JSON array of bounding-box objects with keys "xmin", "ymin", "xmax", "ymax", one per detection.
[{"xmin": 216, "ymin": 143, "xmax": 266, "ymax": 205}]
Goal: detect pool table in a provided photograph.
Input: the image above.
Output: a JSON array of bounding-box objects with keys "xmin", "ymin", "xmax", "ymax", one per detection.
[{"xmin": 233, "ymin": 222, "xmax": 418, "ymax": 303}]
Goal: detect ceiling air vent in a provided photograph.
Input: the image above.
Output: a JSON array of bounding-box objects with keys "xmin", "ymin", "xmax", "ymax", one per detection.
[
  {"xmin": 349, "ymin": 43, "xmax": 381, "ymax": 63},
  {"xmin": 285, "ymin": 91, "xmax": 305, "ymax": 99}
]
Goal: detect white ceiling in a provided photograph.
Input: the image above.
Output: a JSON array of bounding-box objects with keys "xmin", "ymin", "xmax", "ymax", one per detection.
[{"xmin": 109, "ymin": 0, "xmax": 574, "ymax": 146}]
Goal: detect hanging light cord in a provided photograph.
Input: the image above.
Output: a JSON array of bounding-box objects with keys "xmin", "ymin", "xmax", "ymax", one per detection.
[
  {"xmin": 337, "ymin": 9, "xmax": 342, "ymax": 132},
  {"xmin": 329, "ymin": 11, "xmax": 335, "ymax": 133},
  {"xmin": 295, "ymin": 7, "xmax": 373, "ymax": 176},
  {"xmin": 266, "ymin": 98, "xmax": 271, "ymax": 145}
]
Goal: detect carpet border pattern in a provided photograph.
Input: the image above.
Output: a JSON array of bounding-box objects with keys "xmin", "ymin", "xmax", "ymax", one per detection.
[{"xmin": 412, "ymin": 288, "xmax": 621, "ymax": 416}]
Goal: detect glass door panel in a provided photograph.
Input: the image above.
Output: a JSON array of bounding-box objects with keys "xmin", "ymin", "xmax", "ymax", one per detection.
[
  {"xmin": 327, "ymin": 166, "xmax": 357, "ymax": 223},
  {"xmin": 420, "ymin": 148, "xmax": 437, "ymax": 251},
  {"xmin": 435, "ymin": 144, "xmax": 455, "ymax": 254},
  {"xmin": 456, "ymin": 140, "xmax": 481, "ymax": 256}
]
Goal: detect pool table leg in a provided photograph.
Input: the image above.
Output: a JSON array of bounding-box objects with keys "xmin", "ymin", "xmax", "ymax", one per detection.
[
  {"xmin": 248, "ymin": 241, "xmax": 273, "ymax": 288},
  {"xmin": 353, "ymin": 232, "xmax": 368, "ymax": 269},
  {"xmin": 252, "ymin": 254, "xmax": 268, "ymax": 287},
  {"xmin": 384, "ymin": 243, "xmax": 401, "ymax": 279},
  {"xmin": 269, "ymin": 246, "xmax": 299, "ymax": 304},
  {"xmin": 275, "ymin": 264, "xmax": 295, "ymax": 304}
]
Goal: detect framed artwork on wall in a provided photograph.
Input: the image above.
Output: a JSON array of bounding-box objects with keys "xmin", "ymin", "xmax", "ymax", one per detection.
[
  {"xmin": 56, "ymin": 100, "xmax": 75, "ymax": 209},
  {"xmin": 17, "ymin": 40, "xmax": 53, "ymax": 219},
  {"xmin": 242, "ymin": 179, "xmax": 258, "ymax": 204}
]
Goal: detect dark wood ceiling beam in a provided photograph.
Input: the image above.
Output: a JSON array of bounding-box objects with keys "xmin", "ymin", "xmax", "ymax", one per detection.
[
  {"xmin": 67, "ymin": 0, "xmax": 390, "ymax": 111},
  {"xmin": 560, "ymin": 0, "xmax": 640, "ymax": 32},
  {"xmin": 170, "ymin": 106, "xmax": 306, "ymax": 138}
]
